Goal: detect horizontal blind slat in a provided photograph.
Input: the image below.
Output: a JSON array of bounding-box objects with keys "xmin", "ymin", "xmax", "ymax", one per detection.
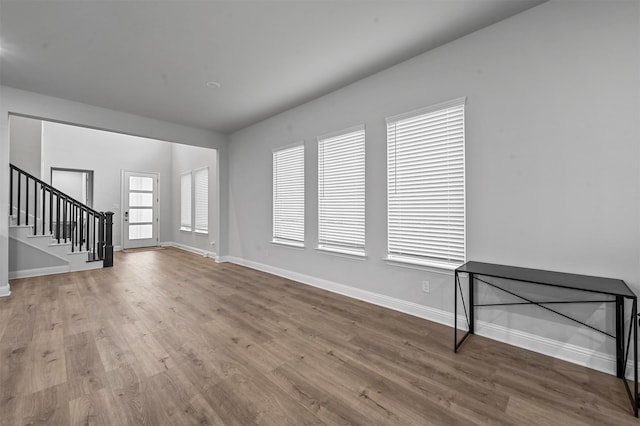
[
  {"xmin": 387, "ymin": 101, "xmax": 465, "ymax": 266},
  {"xmin": 319, "ymin": 128, "xmax": 365, "ymax": 252},
  {"xmin": 274, "ymin": 145, "xmax": 305, "ymax": 243}
]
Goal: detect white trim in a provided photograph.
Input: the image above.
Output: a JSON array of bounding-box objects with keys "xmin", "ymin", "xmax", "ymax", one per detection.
[
  {"xmin": 121, "ymin": 170, "xmax": 161, "ymax": 249},
  {"xmin": 9, "ymin": 265, "xmax": 70, "ymax": 280},
  {"xmin": 217, "ymin": 255, "xmax": 630, "ymax": 379},
  {"xmin": 271, "ymin": 240, "xmax": 305, "ymax": 249},
  {"xmin": 272, "ymin": 140, "xmax": 305, "ymax": 153},
  {"xmin": 386, "ymin": 96, "xmax": 467, "ymax": 124},
  {"xmin": 160, "ymin": 241, "xmax": 216, "ymax": 258},
  {"xmin": 316, "ymin": 124, "xmax": 365, "ymax": 143},
  {"xmin": 193, "ymin": 166, "xmax": 209, "ymax": 233},
  {"xmin": 384, "ymin": 255, "xmax": 458, "ymax": 273},
  {"xmin": 0, "ymin": 283, "xmax": 11, "ymax": 297},
  {"xmin": 316, "ymin": 246, "xmax": 367, "ymax": 260}
]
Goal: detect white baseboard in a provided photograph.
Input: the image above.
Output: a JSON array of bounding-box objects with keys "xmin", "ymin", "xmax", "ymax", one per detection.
[
  {"xmin": 219, "ymin": 255, "xmax": 629, "ymax": 378},
  {"xmin": 0, "ymin": 283, "xmax": 11, "ymax": 297},
  {"xmin": 160, "ymin": 241, "xmax": 216, "ymax": 258},
  {"xmin": 9, "ymin": 265, "xmax": 70, "ymax": 280}
]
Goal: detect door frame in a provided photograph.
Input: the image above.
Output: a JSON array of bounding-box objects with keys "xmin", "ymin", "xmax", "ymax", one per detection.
[
  {"xmin": 51, "ymin": 167, "xmax": 94, "ymax": 207},
  {"xmin": 121, "ymin": 170, "xmax": 160, "ymax": 249}
]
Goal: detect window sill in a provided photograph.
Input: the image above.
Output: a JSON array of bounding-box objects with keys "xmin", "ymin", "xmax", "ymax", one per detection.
[
  {"xmin": 316, "ymin": 246, "xmax": 367, "ymax": 260},
  {"xmin": 271, "ymin": 240, "xmax": 305, "ymax": 249},
  {"xmin": 179, "ymin": 227, "xmax": 192, "ymax": 232},
  {"xmin": 194, "ymin": 229, "xmax": 208, "ymax": 235},
  {"xmin": 384, "ymin": 255, "xmax": 460, "ymax": 275}
]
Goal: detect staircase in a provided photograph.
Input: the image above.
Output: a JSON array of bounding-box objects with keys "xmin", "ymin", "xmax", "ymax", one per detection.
[{"xmin": 8, "ymin": 164, "xmax": 113, "ymax": 279}]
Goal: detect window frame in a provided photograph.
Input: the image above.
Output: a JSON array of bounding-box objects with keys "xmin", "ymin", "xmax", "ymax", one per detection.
[
  {"xmin": 272, "ymin": 142, "xmax": 305, "ymax": 248},
  {"xmin": 317, "ymin": 125, "xmax": 366, "ymax": 257},
  {"xmin": 193, "ymin": 166, "xmax": 209, "ymax": 234},
  {"xmin": 385, "ymin": 97, "xmax": 466, "ymax": 270},
  {"xmin": 180, "ymin": 171, "xmax": 192, "ymax": 231}
]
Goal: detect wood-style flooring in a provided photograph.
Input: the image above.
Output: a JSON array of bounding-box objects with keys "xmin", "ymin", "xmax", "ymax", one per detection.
[{"xmin": 0, "ymin": 247, "xmax": 636, "ymax": 425}]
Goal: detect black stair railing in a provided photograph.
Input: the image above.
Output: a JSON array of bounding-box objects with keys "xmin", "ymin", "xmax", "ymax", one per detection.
[{"xmin": 9, "ymin": 164, "xmax": 113, "ymax": 267}]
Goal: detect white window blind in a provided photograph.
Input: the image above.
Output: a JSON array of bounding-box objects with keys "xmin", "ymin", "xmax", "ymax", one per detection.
[
  {"xmin": 273, "ymin": 144, "xmax": 305, "ymax": 246},
  {"xmin": 318, "ymin": 126, "xmax": 365, "ymax": 255},
  {"xmin": 180, "ymin": 172, "xmax": 191, "ymax": 230},
  {"xmin": 194, "ymin": 167, "xmax": 208, "ymax": 232},
  {"xmin": 387, "ymin": 98, "xmax": 465, "ymax": 268}
]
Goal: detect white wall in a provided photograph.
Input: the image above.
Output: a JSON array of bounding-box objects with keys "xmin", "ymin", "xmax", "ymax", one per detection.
[
  {"xmin": 227, "ymin": 0, "xmax": 640, "ymax": 364},
  {"xmin": 9, "ymin": 238, "xmax": 67, "ymax": 273},
  {"xmin": 170, "ymin": 143, "xmax": 218, "ymax": 254},
  {"xmin": 51, "ymin": 170, "xmax": 87, "ymax": 205},
  {"xmin": 42, "ymin": 121, "xmax": 174, "ymax": 249},
  {"xmin": 0, "ymin": 86, "xmax": 228, "ymax": 296},
  {"xmin": 9, "ymin": 115, "xmax": 42, "ymax": 178}
]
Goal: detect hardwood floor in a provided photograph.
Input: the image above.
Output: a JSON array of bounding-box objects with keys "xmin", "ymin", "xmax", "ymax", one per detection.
[{"xmin": 0, "ymin": 247, "xmax": 636, "ymax": 425}]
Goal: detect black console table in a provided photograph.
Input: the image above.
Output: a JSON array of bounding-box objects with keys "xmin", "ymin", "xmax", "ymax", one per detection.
[{"xmin": 453, "ymin": 261, "xmax": 638, "ymax": 416}]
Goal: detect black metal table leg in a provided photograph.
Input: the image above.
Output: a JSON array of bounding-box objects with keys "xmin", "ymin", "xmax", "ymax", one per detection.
[
  {"xmin": 633, "ymin": 299, "xmax": 638, "ymax": 417},
  {"xmin": 616, "ymin": 296, "xmax": 624, "ymax": 378},
  {"xmin": 469, "ymin": 273, "xmax": 475, "ymax": 334},
  {"xmin": 454, "ymin": 270, "xmax": 458, "ymax": 352}
]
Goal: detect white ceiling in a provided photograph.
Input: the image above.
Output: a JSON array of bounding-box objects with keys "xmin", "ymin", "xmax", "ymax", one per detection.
[{"xmin": 0, "ymin": 0, "xmax": 545, "ymax": 134}]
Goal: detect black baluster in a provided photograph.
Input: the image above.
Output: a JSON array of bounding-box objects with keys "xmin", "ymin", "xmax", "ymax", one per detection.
[
  {"xmin": 98, "ymin": 213, "xmax": 105, "ymax": 260},
  {"xmin": 17, "ymin": 173, "xmax": 21, "ymax": 226},
  {"xmin": 79, "ymin": 208, "xmax": 82, "ymax": 250},
  {"xmin": 93, "ymin": 214, "xmax": 97, "ymax": 260},
  {"xmin": 33, "ymin": 179, "xmax": 37, "ymax": 234},
  {"xmin": 56, "ymin": 194, "xmax": 60, "ymax": 244},
  {"xmin": 49, "ymin": 190, "xmax": 53, "ymax": 235},
  {"xmin": 75, "ymin": 204, "xmax": 78, "ymax": 248},
  {"xmin": 70, "ymin": 203, "xmax": 75, "ymax": 252},
  {"xmin": 86, "ymin": 210, "xmax": 90, "ymax": 252},
  {"xmin": 9, "ymin": 167, "xmax": 13, "ymax": 219},
  {"xmin": 63, "ymin": 197, "xmax": 67, "ymax": 243},
  {"xmin": 41, "ymin": 185, "xmax": 45, "ymax": 235},
  {"xmin": 25, "ymin": 177, "xmax": 29, "ymax": 226}
]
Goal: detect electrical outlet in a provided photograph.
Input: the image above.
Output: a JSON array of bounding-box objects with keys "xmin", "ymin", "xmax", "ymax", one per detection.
[{"xmin": 422, "ymin": 280, "xmax": 430, "ymax": 293}]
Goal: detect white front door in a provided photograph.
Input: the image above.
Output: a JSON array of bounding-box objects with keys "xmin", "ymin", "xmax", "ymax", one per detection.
[{"xmin": 123, "ymin": 171, "xmax": 158, "ymax": 249}]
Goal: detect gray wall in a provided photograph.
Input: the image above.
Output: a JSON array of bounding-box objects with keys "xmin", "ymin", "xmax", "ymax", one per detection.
[
  {"xmin": 9, "ymin": 115, "xmax": 42, "ymax": 178},
  {"xmin": 227, "ymin": 1, "xmax": 640, "ymax": 355},
  {"xmin": 0, "ymin": 86, "xmax": 229, "ymax": 294},
  {"xmin": 41, "ymin": 121, "xmax": 173, "ymax": 249},
  {"xmin": 9, "ymin": 238, "xmax": 67, "ymax": 272},
  {"xmin": 15, "ymin": 119, "xmax": 220, "ymax": 253},
  {"xmin": 170, "ymin": 143, "xmax": 219, "ymax": 254}
]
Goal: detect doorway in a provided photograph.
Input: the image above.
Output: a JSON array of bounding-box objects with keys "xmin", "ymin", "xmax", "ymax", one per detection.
[
  {"xmin": 122, "ymin": 171, "xmax": 159, "ymax": 249},
  {"xmin": 51, "ymin": 168, "xmax": 94, "ymax": 207}
]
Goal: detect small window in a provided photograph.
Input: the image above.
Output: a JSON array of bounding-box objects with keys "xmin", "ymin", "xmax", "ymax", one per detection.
[
  {"xmin": 273, "ymin": 144, "xmax": 305, "ymax": 247},
  {"xmin": 318, "ymin": 126, "xmax": 365, "ymax": 255},
  {"xmin": 194, "ymin": 167, "xmax": 208, "ymax": 233},
  {"xmin": 387, "ymin": 98, "xmax": 466, "ymax": 268},
  {"xmin": 180, "ymin": 172, "xmax": 191, "ymax": 230}
]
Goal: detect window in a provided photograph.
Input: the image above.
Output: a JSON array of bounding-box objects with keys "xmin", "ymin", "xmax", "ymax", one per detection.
[
  {"xmin": 386, "ymin": 97, "xmax": 465, "ymax": 268},
  {"xmin": 180, "ymin": 167, "xmax": 209, "ymax": 234},
  {"xmin": 194, "ymin": 167, "xmax": 208, "ymax": 233},
  {"xmin": 273, "ymin": 144, "xmax": 305, "ymax": 246},
  {"xmin": 318, "ymin": 126, "xmax": 365, "ymax": 255},
  {"xmin": 180, "ymin": 172, "xmax": 191, "ymax": 230}
]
